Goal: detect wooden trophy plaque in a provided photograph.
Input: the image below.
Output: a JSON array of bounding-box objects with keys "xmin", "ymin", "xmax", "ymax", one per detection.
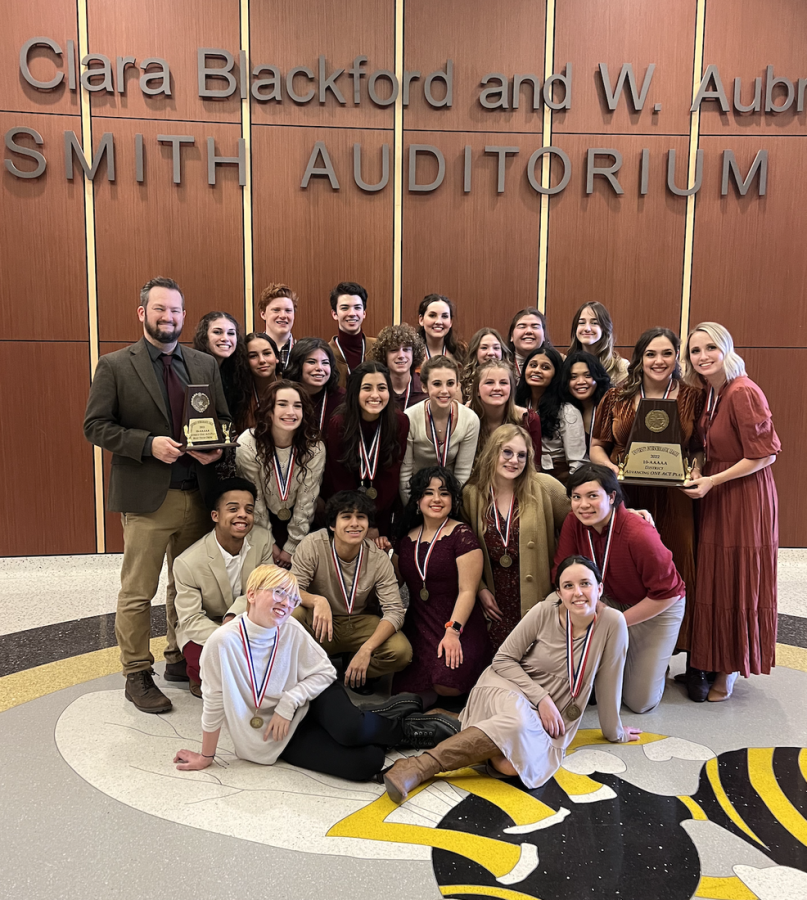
[
  {"xmin": 617, "ymin": 398, "xmax": 693, "ymax": 488},
  {"xmin": 180, "ymin": 385, "xmax": 238, "ymax": 451}
]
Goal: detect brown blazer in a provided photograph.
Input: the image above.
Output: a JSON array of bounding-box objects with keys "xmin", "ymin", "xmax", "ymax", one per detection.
[
  {"xmin": 328, "ymin": 335, "xmax": 378, "ymax": 388},
  {"xmin": 83, "ymin": 337, "xmax": 230, "ymax": 514}
]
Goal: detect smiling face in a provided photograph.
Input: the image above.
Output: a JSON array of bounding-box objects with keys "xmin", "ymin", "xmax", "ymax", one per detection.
[
  {"xmin": 558, "ymin": 563, "xmax": 603, "ymax": 620},
  {"xmin": 570, "ymin": 480, "xmax": 615, "ymax": 530},
  {"xmin": 576, "ymin": 307, "xmax": 603, "ymax": 346},
  {"xmin": 139, "ymin": 287, "xmax": 185, "ymax": 345},
  {"xmin": 301, "ymin": 349, "xmax": 331, "ymax": 391},
  {"xmin": 247, "ymin": 584, "xmax": 299, "ymax": 629},
  {"xmin": 206, "ymin": 317, "xmax": 237, "ymax": 361},
  {"xmin": 211, "ymin": 489, "xmax": 255, "ymax": 542},
  {"xmin": 512, "ymin": 314, "xmax": 544, "ymax": 356},
  {"xmin": 260, "ymin": 297, "xmax": 295, "ymax": 340},
  {"xmin": 568, "ymin": 362, "xmax": 596, "ymax": 402},
  {"xmin": 269, "ymin": 387, "xmax": 303, "ymax": 435},
  {"xmin": 419, "ymin": 300, "xmax": 452, "ymax": 343},
  {"xmin": 525, "ymin": 352, "xmax": 555, "ymax": 392},
  {"xmin": 332, "ymin": 294, "xmax": 366, "ymax": 335},
  {"xmin": 478, "ymin": 367, "xmax": 511, "ymax": 408},
  {"xmin": 331, "ymin": 509, "xmax": 369, "ymax": 546},
  {"xmin": 418, "ymin": 477, "xmax": 453, "ymax": 523},
  {"xmin": 497, "ymin": 435, "xmax": 528, "ymax": 481},
  {"xmin": 386, "ymin": 345, "xmax": 414, "ymax": 376},
  {"xmin": 358, "ymin": 372, "xmax": 389, "ymax": 419},
  {"xmin": 642, "ymin": 336, "xmax": 678, "ymax": 386},
  {"xmin": 477, "ymin": 333, "xmax": 503, "ymax": 363},
  {"xmin": 425, "ymin": 367, "xmax": 457, "ymax": 408},
  {"xmin": 687, "ymin": 331, "xmax": 726, "ymax": 381},
  {"xmin": 247, "ymin": 337, "xmax": 278, "ymax": 380}
]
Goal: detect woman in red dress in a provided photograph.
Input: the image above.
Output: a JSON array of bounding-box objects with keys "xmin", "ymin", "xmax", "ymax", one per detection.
[{"xmin": 682, "ymin": 323, "xmax": 780, "ymax": 701}]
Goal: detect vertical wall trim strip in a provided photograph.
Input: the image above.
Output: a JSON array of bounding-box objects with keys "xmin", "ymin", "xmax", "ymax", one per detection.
[
  {"xmin": 240, "ymin": 0, "xmax": 255, "ymax": 333},
  {"xmin": 78, "ymin": 0, "xmax": 105, "ymax": 553},
  {"xmin": 537, "ymin": 0, "xmax": 556, "ymax": 314},
  {"xmin": 392, "ymin": 0, "xmax": 405, "ymax": 325},
  {"xmin": 680, "ymin": 0, "xmax": 707, "ymax": 341}
]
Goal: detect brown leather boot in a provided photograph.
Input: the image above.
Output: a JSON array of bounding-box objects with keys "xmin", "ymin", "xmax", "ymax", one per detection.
[
  {"xmin": 125, "ymin": 669, "xmax": 172, "ymax": 714},
  {"xmin": 384, "ymin": 727, "xmax": 500, "ymax": 803}
]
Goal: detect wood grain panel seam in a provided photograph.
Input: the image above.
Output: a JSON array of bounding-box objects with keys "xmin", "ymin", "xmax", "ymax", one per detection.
[
  {"xmin": 241, "ymin": 0, "xmax": 254, "ymax": 332},
  {"xmin": 78, "ymin": 0, "xmax": 105, "ymax": 553},
  {"xmin": 680, "ymin": 0, "xmax": 707, "ymax": 342},
  {"xmin": 393, "ymin": 0, "xmax": 404, "ymax": 324},
  {"xmin": 537, "ymin": 0, "xmax": 556, "ymax": 313}
]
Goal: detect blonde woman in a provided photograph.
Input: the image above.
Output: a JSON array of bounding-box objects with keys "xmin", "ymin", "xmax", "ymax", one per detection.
[
  {"xmin": 461, "ymin": 328, "xmax": 512, "ymax": 401},
  {"xmin": 173, "ymin": 565, "xmax": 443, "ymax": 780},
  {"xmin": 682, "ymin": 323, "xmax": 780, "ymax": 701},
  {"xmin": 463, "ymin": 425, "xmax": 569, "ymax": 650}
]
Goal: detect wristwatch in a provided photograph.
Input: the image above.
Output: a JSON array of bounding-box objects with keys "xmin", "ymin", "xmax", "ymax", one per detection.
[{"xmin": 444, "ymin": 620, "xmax": 463, "ymax": 635}]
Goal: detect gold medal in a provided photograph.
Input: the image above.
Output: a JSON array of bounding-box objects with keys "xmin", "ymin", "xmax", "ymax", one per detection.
[
  {"xmin": 499, "ymin": 554, "xmax": 513, "ymax": 568},
  {"xmin": 250, "ymin": 715, "xmax": 264, "ymax": 729},
  {"xmin": 366, "ymin": 486, "xmax": 378, "ymax": 500},
  {"xmin": 277, "ymin": 507, "xmax": 291, "ymax": 521},
  {"xmin": 420, "ymin": 587, "xmax": 430, "ymax": 601},
  {"xmin": 565, "ymin": 703, "xmax": 581, "ymax": 721}
]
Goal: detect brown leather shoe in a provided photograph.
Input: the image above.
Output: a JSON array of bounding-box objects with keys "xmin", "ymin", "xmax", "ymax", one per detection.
[
  {"xmin": 125, "ymin": 670, "xmax": 172, "ymax": 713},
  {"xmin": 164, "ymin": 660, "xmax": 189, "ymax": 682},
  {"xmin": 189, "ymin": 680, "xmax": 203, "ymax": 699}
]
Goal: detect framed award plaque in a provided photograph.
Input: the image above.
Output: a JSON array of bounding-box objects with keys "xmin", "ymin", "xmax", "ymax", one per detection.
[
  {"xmin": 617, "ymin": 399, "xmax": 693, "ymax": 488},
  {"xmin": 180, "ymin": 385, "xmax": 238, "ymax": 451}
]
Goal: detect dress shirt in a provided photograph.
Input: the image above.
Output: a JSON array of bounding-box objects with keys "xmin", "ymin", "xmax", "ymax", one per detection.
[{"xmin": 217, "ymin": 534, "xmax": 252, "ymax": 601}]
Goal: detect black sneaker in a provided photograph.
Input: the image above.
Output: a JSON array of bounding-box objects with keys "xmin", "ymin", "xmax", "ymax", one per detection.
[{"xmin": 398, "ymin": 712, "xmax": 460, "ymax": 749}]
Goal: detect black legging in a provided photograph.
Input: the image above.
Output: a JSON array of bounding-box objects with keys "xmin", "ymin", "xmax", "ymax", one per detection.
[{"xmin": 280, "ymin": 682, "xmax": 400, "ymax": 781}]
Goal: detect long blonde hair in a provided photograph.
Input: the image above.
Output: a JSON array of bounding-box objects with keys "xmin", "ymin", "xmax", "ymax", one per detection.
[
  {"xmin": 467, "ymin": 424, "xmax": 542, "ymax": 520},
  {"xmin": 683, "ymin": 322, "xmax": 747, "ymax": 388}
]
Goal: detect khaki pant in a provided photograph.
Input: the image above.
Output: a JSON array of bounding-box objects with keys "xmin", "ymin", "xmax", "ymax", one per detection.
[
  {"xmin": 117, "ymin": 489, "xmax": 211, "ymax": 674},
  {"xmin": 293, "ymin": 607, "xmax": 412, "ymax": 678}
]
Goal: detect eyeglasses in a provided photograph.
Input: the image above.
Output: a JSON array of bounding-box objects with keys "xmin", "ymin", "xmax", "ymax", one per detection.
[
  {"xmin": 501, "ymin": 448, "xmax": 528, "ymax": 463},
  {"xmin": 255, "ymin": 588, "xmax": 301, "ymax": 608}
]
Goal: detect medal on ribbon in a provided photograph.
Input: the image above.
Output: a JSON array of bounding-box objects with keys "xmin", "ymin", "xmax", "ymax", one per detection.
[
  {"xmin": 640, "ymin": 377, "xmax": 673, "ymax": 400},
  {"xmin": 427, "ymin": 401, "xmax": 453, "ymax": 466},
  {"xmin": 273, "ymin": 448, "xmax": 294, "ymax": 521},
  {"xmin": 564, "ymin": 607, "xmax": 597, "ymax": 721},
  {"xmin": 490, "ymin": 487, "xmax": 515, "ymax": 568},
  {"xmin": 238, "ymin": 618, "xmax": 280, "ymax": 729},
  {"xmin": 331, "ymin": 540, "xmax": 365, "ymax": 614},
  {"xmin": 414, "ymin": 518, "xmax": 448, "ymax": 601},
  {"xmin": 586, "ymin": 509, "xmax": 615, "ymax": 585},
  {"xmin": 358, "ymin": 422, "xmax": 381, "ymax": 500},
  {"xmin": 333, "ymin": 334, "xmax": 366, "ymax": 376}
]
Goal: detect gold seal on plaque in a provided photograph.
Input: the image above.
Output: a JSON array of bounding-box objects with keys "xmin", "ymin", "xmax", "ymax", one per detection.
[
  {"xmin": 645, "ymin": 409, "xmax": 669, "ymax": 433},
  {"xmin": 191, "ymin": 392, "xmax": 210, "ymax": 413}
]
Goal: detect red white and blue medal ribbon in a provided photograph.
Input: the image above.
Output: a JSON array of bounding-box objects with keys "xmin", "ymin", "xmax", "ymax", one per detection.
[
  {"xmin": 427, "ymin": 401, "xmax": 453, "ymax": 466},
  {"xmin": 358, "ymin": 422, "xmax": 381, "ymax": 485},
  {"xmin": 704, "ymin": 386, "xmax": 723, "ymax": 460},
  {"xmin": 640, "ymin": 377, "xmax": 673, "ymax": 400},
  {"xmin": 400, "ymin": 378, "xmax": 412, "ymax": 410},
  {"xmin": 331, "ymin": 540, "xmax": 365, "ymax": 614},
  {"xmin": 586, "ymin": 510, "xmax": 615, "ymax": 584},
  {"xmin": 425, "ymin": 342, "xmax": 447, "ymax": 360},
  {"xmin": 333, "ymin": 334, "xmax": 366, "ymax": 375},
  {"xmin": 238, "ymin": 619, "xmax": 280, "ymax": 712},
  {"xmin": 273, "ymin": 449, "xmax": 295, "ymax": 504},
  {"xmin": 566, "ymin": 608, "xmax": 597, "ymax": 700},
  {"xmin": 490, "ymin": 487, "xmax": 514, "ymax": 551},
  {"xmin": 415, "ymin": 518, "xmax": 448, "ymax": 587},
  {"xmin": 316, "ymin": 393, "xmax": 327, "ymax": 432}
]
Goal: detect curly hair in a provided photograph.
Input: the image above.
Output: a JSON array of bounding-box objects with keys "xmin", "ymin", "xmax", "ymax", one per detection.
[
  {"xmin": 466, "ymin": 424, "xmax": 542, "ymax": 522},
  {"xmin": 252, "ymin": 380, "xmax": 320, "ymax": 482},
  {"xmin": 325, "ymin": 490, "xmax": 377, "ymax": 530},
  {"xmin": 560, "ymin": 351, "xmax": 612, "ymax": 410},
  {"xmin": 617, "ymin": 328, "xmax": 681, "ymax": 401},
  {"xmin": 417, "ymin": 294, "xmax": 468, "ymax": 364},
  {"xmin": 462, "ymin": 328, "xmax": 512, "ymax": 401},
  {"xmin": 515, "ymin": 346, "xmax": 565, "ymax": 440},
  {"xmin": 368, "ymin": 323, "xmax": 426, "ymax": 373},
  {"xmin": 396, "ymin": 465, "xmax": 464, "ymax": 539},
  {"xmin": 337, "ymin": 361, "xmax": 402, "ymax": 472},
  {"xmin": 283, "ymin": 337, "xmax": 341, "ymax": 397},
  {"xmin": 193, "ymin": 311, "xmax": 252, "ymax": 429},
  {"xmin": 257, "ymin": 282, "xmax": 299, "ymax": 315}
]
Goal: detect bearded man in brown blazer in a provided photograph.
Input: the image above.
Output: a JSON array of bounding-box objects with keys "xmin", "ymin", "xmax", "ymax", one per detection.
[{"xmin": 84, "ymin": 276, "xmax": 230, "ymax": 714}]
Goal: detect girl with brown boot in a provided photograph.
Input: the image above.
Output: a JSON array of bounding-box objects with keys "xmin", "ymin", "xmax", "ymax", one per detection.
[{"xmin": 384, "ymin": 556, "xmax": 642, "ymax": 803}]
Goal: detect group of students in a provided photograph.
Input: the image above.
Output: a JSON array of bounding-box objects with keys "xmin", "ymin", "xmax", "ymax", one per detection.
[
  {"xmin": 83, "ymin": 276, "xmax": 779, "ymax": 800},
  {"xmin": 165, "ymin": 279, "xmax": 780, "ymax": 800}
]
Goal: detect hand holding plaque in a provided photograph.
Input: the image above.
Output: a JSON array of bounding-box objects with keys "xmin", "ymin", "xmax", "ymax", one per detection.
[
  {"xmin": 180, "ymin": 385, "xmax": 238, "ymax": 451},
  {"xmin": 617, "ymin": 399, "xmax": 693, "ymax": 488}
]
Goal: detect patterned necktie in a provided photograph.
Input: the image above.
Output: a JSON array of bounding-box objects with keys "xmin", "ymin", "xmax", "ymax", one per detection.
[{"xmin": 159, "ymin": 353, "xmax": 185, "ymax": 441}]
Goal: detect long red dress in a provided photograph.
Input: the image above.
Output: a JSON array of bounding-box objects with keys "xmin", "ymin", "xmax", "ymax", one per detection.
[{"xmin": 690, "ymin": 377, "xmax": 780, "ymax": 676}]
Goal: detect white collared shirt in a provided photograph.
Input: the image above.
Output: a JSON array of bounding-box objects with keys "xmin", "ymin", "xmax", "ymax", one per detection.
[{"xmin": 216, "ymin": 534, "xmax": 252, "ymax": 599}]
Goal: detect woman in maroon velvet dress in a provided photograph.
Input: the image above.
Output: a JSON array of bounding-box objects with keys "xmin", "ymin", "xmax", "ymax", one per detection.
[
  {"xmin": 393, "ymin": 466, "xmax": 491, "ymax": 707},
  {"xmin": 682, "ymin": 323, "xmax": 780, "ymax": 702}
]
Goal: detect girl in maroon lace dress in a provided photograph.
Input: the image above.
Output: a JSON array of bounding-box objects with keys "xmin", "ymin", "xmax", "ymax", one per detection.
[{"xmin": 393, "ymin": 466, "xmax": 491, "ymax": 706}]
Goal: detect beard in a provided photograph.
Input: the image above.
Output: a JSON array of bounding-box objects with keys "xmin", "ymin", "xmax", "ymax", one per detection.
[{"xmin": 144, "ymin": 318, "xmax": 182, "ymax": 344}]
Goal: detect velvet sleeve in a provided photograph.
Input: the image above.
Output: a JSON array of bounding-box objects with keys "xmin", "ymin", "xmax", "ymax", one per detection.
[{"xmin": 591, "ymin": 387, "xmax": 617, "ymax": 445}]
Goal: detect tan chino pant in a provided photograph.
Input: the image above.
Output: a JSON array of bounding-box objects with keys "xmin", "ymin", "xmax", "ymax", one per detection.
[
  {"xmin": 117, "ymin": 489, "xmax": 211, "ymax": 675},
  {"xmin": 293, "ymin": 607, "xmax": 412, "ymax": 678}
]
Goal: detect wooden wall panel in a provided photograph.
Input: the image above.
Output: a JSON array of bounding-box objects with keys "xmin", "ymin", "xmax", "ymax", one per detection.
[
  {"xmin": 701, "ymin": 0, "xmax": 807, "ymax": 135},
  {"xmin": 86, "ymin": 0, "xmax": 241, "ymax": 122},
  {"xmin": 739, "ymin": 349, "xmax": 803, "ymax": 547},
  {"xmin": 92, "ymin": 118, "xmax": 245, "ymax": 343},
  {"xmin": 249, "ymin": 0, "xmax": 394, "ymax": 129},
  {"xmin": 400, "ymin": 132, "xmax": 542, "ymax": 338},
  {"xmin": 0, "ymin": 341, "xmax": 95, "ymax": 556},
  {"xmin": 252, "ymin": 125, "xmax": 393, "ymax": 341},
  {"xmin": 553, "ymin": 0, "xmax": 695, "ymax": 136},
  {"xmin": 1, "ymin": 112, "xmax": 88, "ymax": 341},
  {"xmin": 0, "ymin": 0, "xmax": 79, "ymax": 115},
  {"xmin": 546, "ymin": 134, "xmax": 688, "ymax": 347},
  {"xmin": 403, "ymin": 0, "xmax": 546, "ymax": 133},
  {"xmin": 689, "ymin": 137, "xmax": 807, "ymax": 348}
]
